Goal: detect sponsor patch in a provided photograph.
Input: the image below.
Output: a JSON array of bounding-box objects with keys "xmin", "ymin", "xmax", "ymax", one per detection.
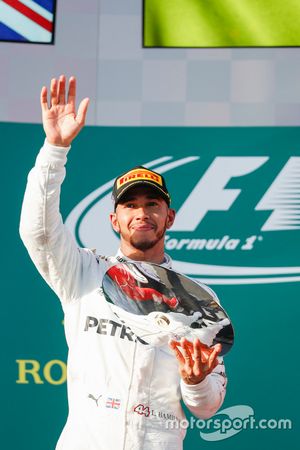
[{"xmin": 117, "ymin": 168, "xmax": 163, "ymax": 189}]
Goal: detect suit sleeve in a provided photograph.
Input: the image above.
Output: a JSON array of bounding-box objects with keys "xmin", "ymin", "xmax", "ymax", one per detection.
[
  {"xmin": 19, "ymin": 140, "xmax": 101, "ymax": 304},
  {"xmin": 180, "ymin": 356, "xmax": 227, "ymax": 419}
]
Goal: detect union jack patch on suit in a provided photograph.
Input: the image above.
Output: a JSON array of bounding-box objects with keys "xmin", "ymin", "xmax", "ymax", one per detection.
[
  {"xmin": 105, "ymin": 397, "xmax": 121, "ymax": 409},
  {"xmin": 0, "ymin": 0, "xmax": 56, "ymax": 44}
]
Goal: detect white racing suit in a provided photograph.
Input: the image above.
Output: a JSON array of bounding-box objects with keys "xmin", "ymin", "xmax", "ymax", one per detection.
[{"xmin": 19, "ymin": 140, "xmax": 227, "ymax": 450}]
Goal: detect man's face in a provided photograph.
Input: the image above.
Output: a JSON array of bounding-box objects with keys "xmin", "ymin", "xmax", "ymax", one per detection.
[{"xmin": 110, "ymin": 186, "xmax": 175, "ymax": 252}]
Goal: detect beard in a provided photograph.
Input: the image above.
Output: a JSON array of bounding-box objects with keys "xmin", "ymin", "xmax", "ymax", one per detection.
[{"xmin": 126, "ymin": 223, "xmax": 167, "ymax": 252}]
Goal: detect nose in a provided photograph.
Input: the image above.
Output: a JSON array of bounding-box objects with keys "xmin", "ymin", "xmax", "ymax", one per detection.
[{"xmin": 135, "ymin": 206, "xmax": 150, "ymax": 220}]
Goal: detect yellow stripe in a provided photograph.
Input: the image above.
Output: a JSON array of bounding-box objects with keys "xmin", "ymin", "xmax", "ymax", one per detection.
[{"xmin": 117, "ymin": 169, "xmax": 163, "ymax": 189}]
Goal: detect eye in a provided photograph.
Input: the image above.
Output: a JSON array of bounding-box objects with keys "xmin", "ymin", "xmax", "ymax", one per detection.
[
  {"xmin": 147, "ymin": 201, "xmax": 159, "ymax": 207},
  {"xmin": 125, "ymin": 202, "xmax": 135, "ymax": 208}
]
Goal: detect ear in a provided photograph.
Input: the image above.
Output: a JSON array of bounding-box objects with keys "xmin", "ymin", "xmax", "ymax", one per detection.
[
  {"xmin": 109, "ymin": 212, "xmax": 120, "ymax": 233},
  {"xmin": 166, "ymin": 208, "xmax": 176, "ymax": 229}
]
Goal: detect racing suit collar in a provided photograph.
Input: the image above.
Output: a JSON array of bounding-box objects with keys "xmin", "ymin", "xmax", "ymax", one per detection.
[{"xmin": 115, "ymin": 249, "xmax": 172, "ymax": 269}]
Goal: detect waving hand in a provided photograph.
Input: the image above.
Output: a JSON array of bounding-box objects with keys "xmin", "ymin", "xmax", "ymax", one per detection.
[{"xmin": 40, "ymin": 75, "xmax": 89, "ymax": 147}]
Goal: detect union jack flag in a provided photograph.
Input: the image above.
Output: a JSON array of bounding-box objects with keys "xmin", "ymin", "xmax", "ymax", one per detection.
[
  {"xmin": 0, "ymin": 0, "xmax": 56, "ymax": 43},
  {"xmin": 105, "ymin": 397, "xmax": 121, "ymax": 409}
]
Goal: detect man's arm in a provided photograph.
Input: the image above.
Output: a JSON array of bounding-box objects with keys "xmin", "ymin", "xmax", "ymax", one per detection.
[
  {"xmin": 19, "ymin": 76, "xmax": 96, "ymax": 303},
  {"xmin": 169, "ymin": 338, "xmax": 227, "ymax": 419},
  {"xmin": 180, "ymin": 356, "xmax": 227, "ymax": 420}
]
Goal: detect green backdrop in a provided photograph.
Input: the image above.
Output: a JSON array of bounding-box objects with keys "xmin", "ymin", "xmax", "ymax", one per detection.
[{"xmin": 1, "ymin": 122, "xmax": 299, "ymax": 449}]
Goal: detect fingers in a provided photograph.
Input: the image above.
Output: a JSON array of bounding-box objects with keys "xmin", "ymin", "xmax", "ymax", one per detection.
[
  {"xmin": 170, "ymin": 338, "xmax": 202, "ymax": 362},
  {"xmin": 168, "ymin": 340, "xmax": 185, "ymax": 366},
  {"xmin": 42, "ymin": 75, "xmax": 89, "ymax": 123},
  {"xmin": 50, "ymin": 75, "xmax": 66, "ymax": 105},
  {"xmin": 76, "ymin": 97, "xmax": 90, "ymax": 126},
  {"xmin": 47, "ymin": 75, "xmax": 76, "ymax": 107},
  {"xmin": 214, "ymin": 343, "xmax": 222, "ymax": 354},
  {"xmin": 170, "ymin": 338, "xmax": 222, "ymax": 384},
  {"xmin": 40, "ymin": 86, "xmax": 48, "ymax": 112},
  {"xmin": 181, "ymin": 338, "xmax": 210, "ymax": 360},
  {"xmin": 58, "ymin": 74, "xmax": 66, "ymax": 104},
  {"xmin": 50, "ymin": 78, "xmax": 58, "ymax": 106},
  {"xmin": 67, "ymin": 76, "xmax": 76, "ymax": 108},
  {"xmin": 207, "ymin": 344, "xmax": 222, "ymax": 371},
  {"xmin": 172, "ymin": 338, "xmax": 220, "ymax": 365},
  {"xmin": 193, "ymin": 338, "xmax": 204, "ymax": 375},
  {"xmin": 180, "ymin": 338, "xmax": 194, "ymax": 366}
]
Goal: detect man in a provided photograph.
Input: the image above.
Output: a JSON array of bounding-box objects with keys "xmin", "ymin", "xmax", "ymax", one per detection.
[{"xmin": 20, "ymin": 75, "xmax": 227, "ymax": 450}]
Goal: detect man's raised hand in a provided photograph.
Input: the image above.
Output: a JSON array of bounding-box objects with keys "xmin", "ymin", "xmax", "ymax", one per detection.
[{"xmin": 40, "ymin": 75, "xmax": 89, "ymax": 148}]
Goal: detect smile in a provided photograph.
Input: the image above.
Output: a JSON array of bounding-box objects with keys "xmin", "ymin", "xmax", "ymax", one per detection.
[{"xmin": 132, "ymin": 224, "xmax": 155, "ymax": 231}]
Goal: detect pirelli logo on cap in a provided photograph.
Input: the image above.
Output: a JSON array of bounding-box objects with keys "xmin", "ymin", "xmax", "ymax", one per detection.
[{"xmin": 117, "ymin": 169, "xmax": 163, "ymax": 189}]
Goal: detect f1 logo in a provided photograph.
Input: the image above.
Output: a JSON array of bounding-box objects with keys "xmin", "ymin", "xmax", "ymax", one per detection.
[{"xmin": 172, "ymin": 156, "xmax": 300, "ymax": 232}]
